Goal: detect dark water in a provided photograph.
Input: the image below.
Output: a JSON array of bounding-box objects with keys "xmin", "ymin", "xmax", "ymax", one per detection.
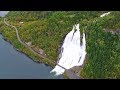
[
  {"xmin": 0, "ymin": 11, "xmax": 63, "ymax": 79},
  {"xmin": 0, "ymin": 34, "xmax": 63, "ymax": 79}
]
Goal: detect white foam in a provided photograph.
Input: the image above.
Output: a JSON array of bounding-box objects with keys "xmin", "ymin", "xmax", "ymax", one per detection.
[
  {"xmin": 100, "ymin": 12, "xmax": 111, "ymax": 17},
  {"xmin": 50, "ymin": 24, "xmax": 87, "ymax": 76}
]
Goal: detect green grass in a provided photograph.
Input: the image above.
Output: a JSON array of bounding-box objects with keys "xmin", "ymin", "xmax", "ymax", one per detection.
[{"xmin": 0, "ymin": 11, "xmax": 120, "ymax": 79}]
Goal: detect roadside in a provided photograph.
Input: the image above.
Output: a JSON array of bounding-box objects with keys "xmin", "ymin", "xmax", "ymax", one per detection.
[{"xmin": 3, "ymin": 18, "xmax": 80, "ymax": 79}]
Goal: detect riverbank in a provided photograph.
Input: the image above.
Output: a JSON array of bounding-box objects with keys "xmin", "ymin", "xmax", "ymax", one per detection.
[
  {"xmin": 0, "ymin": 18, "xmax": 77, "ymax": 79},
  {"xmin": 0, "ymin": 34, "xmax": 63, "ymax": 79},
  {"xmin": 0, "ymin": 32, "xmax": 55, "ymax": 67},
  {"xmin": 0, "ymin": 32, "xmax": 72, "ymax": 79},
  {"xmin": 1, "ymin": 17, "xmax": 82, "ymax": 79},
  {"xmin": 0, "ymin": 20, "xmax": 56, "ymax": 68},
  {"xmin": 1, "ymin": 32, "xmax": 53, "ymax": 66},
  {"xmin": 4, "ymin": 18, "xmax": 56, "ymax": 67}
]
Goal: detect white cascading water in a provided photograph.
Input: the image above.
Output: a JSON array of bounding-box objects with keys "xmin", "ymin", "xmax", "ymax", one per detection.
[
  {"xmin": 100, "ymin": 12, "xmax": 110, "ymax": 17},
  {"xmin": 50, "ymin": 24, "xmax": 87, "ymax": 76}
]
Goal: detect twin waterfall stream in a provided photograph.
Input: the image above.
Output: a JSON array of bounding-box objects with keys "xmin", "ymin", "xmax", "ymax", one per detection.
[{"xmin": 51, "ymin": 24, "xmax": 87, "ymax": 76}]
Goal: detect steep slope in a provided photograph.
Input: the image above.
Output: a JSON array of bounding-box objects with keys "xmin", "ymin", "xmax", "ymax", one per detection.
[{"xmin": 0, "ymin": 11, "xmax": 119, "ymax": 79}]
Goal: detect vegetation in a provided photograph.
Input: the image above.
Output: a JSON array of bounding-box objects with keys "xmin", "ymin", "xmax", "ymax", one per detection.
[{"xmin": 0, "ymin": 11, "xmax": 119, "ymax": 79}]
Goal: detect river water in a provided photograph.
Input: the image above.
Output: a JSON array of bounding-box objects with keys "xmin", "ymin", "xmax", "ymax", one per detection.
[
  {"xmin": 0, "ymin": 11, "xmax": 63, "ymax": 79},
  {"xmin": 0, "ymin": 34, "xmax": 63, "ymax": 79}
]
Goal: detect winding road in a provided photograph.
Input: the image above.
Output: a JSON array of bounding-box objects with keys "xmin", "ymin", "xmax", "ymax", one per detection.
[
  {"xmin": 4, "ymin": 18, "xmax": 50, "ymax": 60},
  {"xmin": 3, "ymin": 18, "xmax": 80, "ymax": 79}
]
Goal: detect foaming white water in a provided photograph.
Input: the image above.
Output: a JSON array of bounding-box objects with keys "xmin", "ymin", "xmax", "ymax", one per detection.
[
  {"xmin": 100, "ymin": 12, "xmax": 110, "ymax": 17},
  {"xmin": 50, "ymin": 24, "xmax": 87, "ymax": 76}
]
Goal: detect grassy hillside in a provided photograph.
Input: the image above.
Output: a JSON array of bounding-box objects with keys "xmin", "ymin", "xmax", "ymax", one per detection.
[
  {"xmin": 80, "ymin": 12, "xmax": 120, "ymax": 79},
  {"xmin": 0, "ymin": 11, "xmax": 119, "ymax": 79}
]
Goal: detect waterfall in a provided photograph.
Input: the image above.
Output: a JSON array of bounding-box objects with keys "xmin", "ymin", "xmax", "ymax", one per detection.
[
  {"xmin": 100, "ymin": 12, "xmax": 110, "ymax": 17},
  {"xmin": 50, "ymin": 24, "xmax": 87, "ymax": 76}
]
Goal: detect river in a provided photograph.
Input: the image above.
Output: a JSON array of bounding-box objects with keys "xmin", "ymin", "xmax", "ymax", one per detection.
[
  {"xmin": 0, "ymin": 34, "xmax": 63, "ymax": 79},
  {"xmin": 0, "ymin": 11, "xmax": 63, "ymax": 79}
]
